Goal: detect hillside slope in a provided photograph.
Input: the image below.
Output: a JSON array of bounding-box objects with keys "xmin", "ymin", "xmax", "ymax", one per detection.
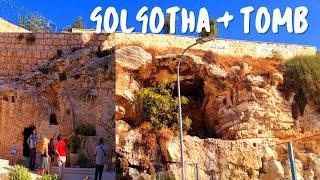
[{"xmin": 115, "ymin": 46, "xmax": 320, "ymax": 179}]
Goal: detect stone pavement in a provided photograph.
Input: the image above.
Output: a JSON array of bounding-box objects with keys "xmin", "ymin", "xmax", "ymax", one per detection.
[
  {"xmin": 0, "ymin": 165, "xmax": 115, "ymax": 180},
  {"xmin": 51, "ymin": 166, "xmax": 116, "ymax": 180}
]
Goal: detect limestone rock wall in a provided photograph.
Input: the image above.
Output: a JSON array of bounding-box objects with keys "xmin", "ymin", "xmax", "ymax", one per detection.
[
  {"xmin": 0, "ymin": 47, "xmax": 115, "ymax": 161},
  {"xmin": 103, "ymin": 32, "xmax": 316, "ymax": 59},
  {"xmin": 0, "ymin": 32, "xmax": 109, "ymax": 76},
  {"xmin": 0, "ymin": 30, "xmax": 317, "ymax": 77},
  {"xmin": 115, "ymin": 45, "xmax": 320, "ymax": 179}
]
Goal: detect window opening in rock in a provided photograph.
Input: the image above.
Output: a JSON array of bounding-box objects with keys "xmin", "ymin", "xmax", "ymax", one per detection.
[
  {"xmin": 49, "ymin": 114, "xmax": 58, "ymax": 125},
  {"xmin": 3, "ymin": 96, "xmax": 8, "ymax": 101}
]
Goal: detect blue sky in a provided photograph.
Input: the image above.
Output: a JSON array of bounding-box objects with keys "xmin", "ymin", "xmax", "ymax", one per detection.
[{"xmin": 6, "ymin": 0, "xmax": 320, "ymax": 50}]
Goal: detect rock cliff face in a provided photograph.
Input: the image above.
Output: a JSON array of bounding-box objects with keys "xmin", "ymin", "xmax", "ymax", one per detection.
[
  {"xmin": 0, "ymin": 48, "xmax": 115, "ymax": 160},
  {"xmin": 115, "ymin": 46, "xmax": 320, "ymax": 179}
]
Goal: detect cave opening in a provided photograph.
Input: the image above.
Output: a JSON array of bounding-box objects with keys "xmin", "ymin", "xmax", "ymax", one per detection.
[
  {"xmin": 22, "ymin": 126, "xmax": 36, "ymax": 157},
  {"xmin": 172, "ymin": 78, "xmax": 210, "ymax": 138}
]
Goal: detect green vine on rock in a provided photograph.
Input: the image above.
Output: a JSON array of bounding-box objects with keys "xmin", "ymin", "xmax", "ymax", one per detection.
[{"xmin": 134, "ymin": 83, "xmax": 192, "ymax": 132}]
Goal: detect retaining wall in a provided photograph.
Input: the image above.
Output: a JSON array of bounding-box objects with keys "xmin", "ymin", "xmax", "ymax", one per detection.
[
  {"xmin": 105, "ymin": 32, "xmax": 317, "ymax": 59},
  {"xmin": 0, "ymin": 32, "xmax": 108, "ymax": 76},
  {"xmin": 0, "ymin": 30, "xmax": 317, "ymax": 76}
]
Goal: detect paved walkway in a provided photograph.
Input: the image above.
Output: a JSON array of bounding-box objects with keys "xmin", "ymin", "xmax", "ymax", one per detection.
[
  {"xmin": 63, "ymin": 172, "xmax": 116, "ymax": 180},
  {"xmin": 51, "ymin": 166, "xmax": 115, "ymax": 180},
  {"xmin": 0, "ymin": 166, "xmax": 115, "ymax": 180}
]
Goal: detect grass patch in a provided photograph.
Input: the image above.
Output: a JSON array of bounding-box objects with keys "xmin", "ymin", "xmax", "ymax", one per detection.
[{"xmin": 202, "ymin": 51, "xmax": 283, "ymax": 75}]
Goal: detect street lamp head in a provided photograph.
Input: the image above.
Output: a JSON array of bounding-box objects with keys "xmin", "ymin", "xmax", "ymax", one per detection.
[{"xmin": 196, "ymin": 36, "xmax": 216, "ymax": 44}]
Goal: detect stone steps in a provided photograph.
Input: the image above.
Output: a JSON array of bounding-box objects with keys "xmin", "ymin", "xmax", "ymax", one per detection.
[
  {"xmin": 51, "ymin": 166, "xmax": 115, "ymax": 180},
  {"xmin": 0, "ymin": 159, "xmax": 9, "ymax": 168}
]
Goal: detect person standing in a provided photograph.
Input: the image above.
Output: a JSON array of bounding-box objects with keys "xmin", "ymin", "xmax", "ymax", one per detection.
[
  {"xmin": 27, "ymin": 129, "xmax": 38, "ymax": 171},
  {"xmin": 94, "ymin": 138, "xmax": 107, "ymax": 180},
  {"xmin": 55, "ymin": 133, "xmax": 74, "ymax": 179},
  {"xmin": 38, "ymin": 137, "xmax": 49, "ymax": 175},
  {"xmin": 48, "ymin": 135, "xmax": 56, "ymax": 173}
]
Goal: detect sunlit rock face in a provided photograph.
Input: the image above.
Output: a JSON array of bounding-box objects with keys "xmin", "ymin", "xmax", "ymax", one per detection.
[
  {"xmin": 116, "ymin": 46, "xmax": 295, "ymax": 140},
  {"xmin": 115, "ymin": 45, "xmax": 320, "ymax": 179},
  {"xmin": 0, "ymin": 48, "xmax": 115, "ymax": 161}
]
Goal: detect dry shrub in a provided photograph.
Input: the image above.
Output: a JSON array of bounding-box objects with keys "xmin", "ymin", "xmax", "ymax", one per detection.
[
  {"xmin": 154, "ymin": 70, "xmax": 177, "ymax": 84},
  {"xmin": 156, "ymin": 126, "xmax": 174, "ymax": 141},
  {"xmin": 140, "ymin": 155, "xmax": 150, "ymax": 170},
  {"xmin": 118, "ymin": 41, "xmax": 282, "ymax": 76},
  {"xmin": 140, "ymin": 155, "xmax": 156, "ymax": 174},
  {"xmin": 295, "ymin": 138, "xmax": 320, "ymax": 156},
  {"xmin": 143, "ymin": 46, "xmax": 205, "ymax": 57},
  {"xmin": 140, "ymin": 122, "xmax": 152, "ymax": 133},
  {"xmin": 303, "ymin": 140, "xmax": 320, "ymax": 155},
  {"xmin": 116, "ymin": 41, "xmax": 144, "ymax": 49},
  {"xmin": 118, "ymin": 131, "xmax": 127, "ymax": 146},
  {"xmin": 117, "ymin": 42, "xmax": 205, "ymax": 57},
  {"xmin": 156, "ymin": 127, "xmax": 174, "ymax": 164},
  {"xmin": 141, "ymin": 132, "xmax": 157, "ymax": 152},
  {"xmin": 119, "ymin": 157, "xmax": 129, "ymax": 174},
  {"xmin": 293, "ymin": 149, "xmax": 308, "ymax": 165},
  {"xmin": 274, "ymin": 144, "xmax": 289, "ymax": 163},
  {"xmin": 202, "ymin": 51, "xmax": 218, "ymax": 64},
  {"xmin": 208, "ymin": 53, "xmax": 283, "ymax": 75}
]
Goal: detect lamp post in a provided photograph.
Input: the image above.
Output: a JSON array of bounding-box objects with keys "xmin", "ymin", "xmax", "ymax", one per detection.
[{"xmin": 177, "ymin": 36, "xmax": 215, "ymax": 180}]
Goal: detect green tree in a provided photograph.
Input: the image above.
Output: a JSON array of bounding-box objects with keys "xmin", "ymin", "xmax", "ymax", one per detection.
[
  {"xmin": 19, "ymin": 14, "xmax": 55, "ymax": 32},
  {"xmin": 162, "ymin": 14, "xmax": 172, "ymax": 34},
  {"xmin": 199, "ymin": 19, "xmax": 218, "ymax": 38},
  {"xmin": 134, "ymin": 83, "xmax": 192, "ymax": 131},
  {"xmin": 284, "ymin": 56, "xmax": 320, "ymax": 118},
  {"xmin": 65, "ymin": 16, "xmax": 86, "ymax": 31}
]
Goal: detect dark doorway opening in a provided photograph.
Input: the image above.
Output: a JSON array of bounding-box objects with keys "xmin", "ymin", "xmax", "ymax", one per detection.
[
  {"xmin": 23, "ymin": 126, "xmax": 35, "ymax": 157},
  {"xmin": 172, "ymin": 78, "xmax": 209, "ymax": 138},
  {"xmin": 49, "ymin": 114, "xmax": 58, "ymax": 125}
]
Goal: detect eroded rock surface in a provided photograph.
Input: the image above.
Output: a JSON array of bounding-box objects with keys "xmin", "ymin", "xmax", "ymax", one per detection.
[
  {"xmin": 115, "ymin": 46, "xmax": 320, "ymax": 179},
  {"xmin": 0, "ymin": 48, "xmax": 115, "ymax": 161}
]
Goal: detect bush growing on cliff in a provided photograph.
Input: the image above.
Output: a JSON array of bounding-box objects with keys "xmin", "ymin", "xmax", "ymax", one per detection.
[
  {"xmin": 75, "ymin": 123, "xmax": 96, "ymax": 136},
  {"xmin": 67, "ymin": 135, "xmax": 82, "ymax": 153},
  {"xmin": 135, "ymin": 83, "xmax": 192, "ymax": 131},
  {"xmin": 283, "ymin": 56, "xmax": 320, "ymax": 118},
  {"xmin": 9, "ymin": 165, "xmax": 31, "ymax": 180}
]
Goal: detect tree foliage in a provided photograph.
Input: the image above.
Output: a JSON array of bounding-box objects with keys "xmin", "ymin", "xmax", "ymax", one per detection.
[
  {"xmin": 19, "ymin": 14, "xmax": 55, "ymax": 32},
  {"xmin": 162, "ymin": 14, "xmax": 172, "ymax": 34},
  {"xmin": 199, "ymin": 19, "xmax": 218, "ymax": 38},
  {"xmin": 74, "ymin": 123, "xmax": 96, "ymax": 136},
  {"xmin": 134, "ymin": 83, "xmax": 192, "ymax": 131},
  {"xmin": 65, "ymin": 16, "xmax": 86, "ymax": 31},
  {"xmin": 284, "ymin": 56, "xmax": 320, "ymax": 119}
]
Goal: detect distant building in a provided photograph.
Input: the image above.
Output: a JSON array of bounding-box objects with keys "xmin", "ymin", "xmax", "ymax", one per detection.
[{"xmin": 0, "ymin": 18, "xmax": 29, "ymax": 33}]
